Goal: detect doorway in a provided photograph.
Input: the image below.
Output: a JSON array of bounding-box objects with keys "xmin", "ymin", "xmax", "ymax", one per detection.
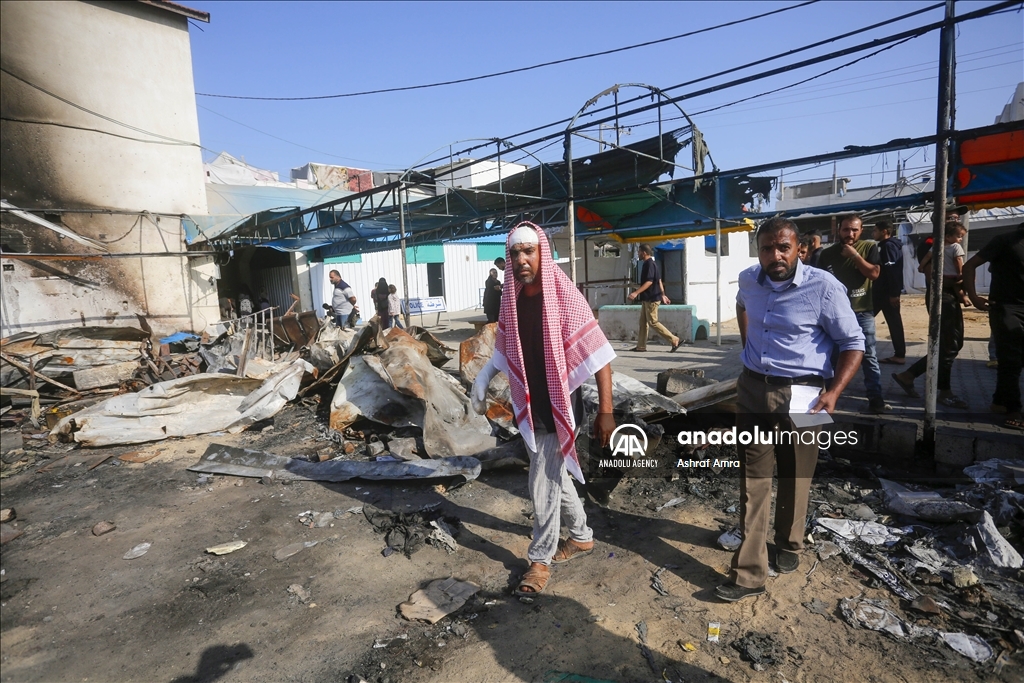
[{"xmin": 427, "ymin": 262, "xmax": 445, "ymax": 298}]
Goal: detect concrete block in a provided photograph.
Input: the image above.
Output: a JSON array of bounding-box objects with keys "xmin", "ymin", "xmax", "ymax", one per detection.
[
  {"xmin": 656, "ymin": 368, "xmax": 717, "ymax": 396},
  {"xmin": 832, "ymin": 420, "xmax": 878, "ymax": 453},
  {"xmin": 975, "ymin": 437, "xmax": 1024, "ymax": 461},
  {"xmin": 934, "ymin": 431, "xmax": 975, "ymax": 466},
  {"xmin": 597, "ymin": 305, "xmax": 699, "ymax": 343},
  {"xmin": 878, "ymin": 421, "xmax": 919, "ymax": 458}
]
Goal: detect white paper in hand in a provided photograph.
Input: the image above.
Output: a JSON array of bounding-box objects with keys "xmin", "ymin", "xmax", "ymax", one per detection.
[{"xmin": 789, "ymin": 384, "xmax": 833, "ymax": 428}]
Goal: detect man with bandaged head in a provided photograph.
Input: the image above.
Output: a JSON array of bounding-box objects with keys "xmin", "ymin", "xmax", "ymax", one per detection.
[{"xmin": 473, "ymin": 222, "xmax": 616, "ymax": 596}]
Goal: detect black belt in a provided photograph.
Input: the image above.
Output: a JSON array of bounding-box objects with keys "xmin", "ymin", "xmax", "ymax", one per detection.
[{"xmin": 743, "ymin": 368, "xmax": 824, "ymax": 387}]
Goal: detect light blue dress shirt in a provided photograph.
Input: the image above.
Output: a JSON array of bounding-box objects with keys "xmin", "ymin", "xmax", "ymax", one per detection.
[{"xmin": 737, "ymin": 259, "xmax": 865, "ymax": 379}]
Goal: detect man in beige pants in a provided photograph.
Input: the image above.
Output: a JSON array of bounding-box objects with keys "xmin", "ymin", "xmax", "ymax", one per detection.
[
  {"xmin": 627, "ymin": 243, "xmax": 681, "ymax": 352},
  {"xmin": 717, "ymin": 217, "xmax": 864, "ymax": 602}
]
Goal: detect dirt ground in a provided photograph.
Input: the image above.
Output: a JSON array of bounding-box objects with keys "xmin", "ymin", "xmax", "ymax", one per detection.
[{"xmin": 1, "ymin": 304, "xmax": 1020, "ymax": 683}]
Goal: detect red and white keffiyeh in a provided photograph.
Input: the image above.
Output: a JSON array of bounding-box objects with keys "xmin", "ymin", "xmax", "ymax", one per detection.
[{"xmin": 492, "ymin": 222, "xmax": 616, "ymax": 483}]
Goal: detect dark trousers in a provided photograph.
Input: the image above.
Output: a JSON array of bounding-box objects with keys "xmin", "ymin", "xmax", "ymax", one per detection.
[
  {"xmin": 991, "ymin": 303, "xmax": 1024, "ymax": 412},
  {"xmin": 908, "ymin": 292, "xmax": 963, "ymax": 391},
  {"xmin": 732, "ymin": 372, "xmax": 820, "ymax": 588},
  {"xmin": 875, "ymin": 296, "xmax": 906, "ymax": 358}
]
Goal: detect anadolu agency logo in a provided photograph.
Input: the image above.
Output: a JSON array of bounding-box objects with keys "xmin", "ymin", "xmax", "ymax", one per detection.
[
  {"xmin": 599, "ymin": 424, "xmax": 659, "ymax": 468},
  {"xmin": 610, "ymin": 424, "xmax": 648, "ymax": 457}
]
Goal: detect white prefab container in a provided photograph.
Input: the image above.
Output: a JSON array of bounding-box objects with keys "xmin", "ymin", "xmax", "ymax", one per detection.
[{"xmin": 310, "ymin": 241, "xmax": 506, "ymax": 318}]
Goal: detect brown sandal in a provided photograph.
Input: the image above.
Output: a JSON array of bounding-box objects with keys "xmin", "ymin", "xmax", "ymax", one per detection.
[
  {"xmin": 551, "ymin": 538, "xmax": 594, "ymax": 564},
  {"xmin": 514, "ymin": 562, "xmax": 550, "ymax": 596}
]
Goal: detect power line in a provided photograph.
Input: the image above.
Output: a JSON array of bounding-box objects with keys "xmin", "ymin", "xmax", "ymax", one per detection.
[
  {"xmin": 194, "ymin": 1, "xmax": 821, "ymax": 101},
  {"xmin": 197, "ymin": 105, "xmax": 401, "ymax": 167},
  {"xmin": 1, "ymin": 66, "xmax": 200, "ymax": 147},
  {"xmin": 411, "ymin": 2, "xmax": 953, "ymax": 169}
]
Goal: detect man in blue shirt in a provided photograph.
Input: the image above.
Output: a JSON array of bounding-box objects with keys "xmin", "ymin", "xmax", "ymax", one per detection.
[{"xmin": 716, "ymin": 216, "xmax": 864, "ymax": 603}]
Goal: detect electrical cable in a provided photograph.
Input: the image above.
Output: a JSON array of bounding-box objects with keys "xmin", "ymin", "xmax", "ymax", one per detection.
[
  {"xmin": 411, "ymin": 1, "xmax": 1011, "ymax": 171},
  {"xmin": 195, "ymin": 1, "xmax": 821, "ymax": 101},
  {"xmin": 1, "ymin": 66, "xmax": 201, "ymax": 146}
]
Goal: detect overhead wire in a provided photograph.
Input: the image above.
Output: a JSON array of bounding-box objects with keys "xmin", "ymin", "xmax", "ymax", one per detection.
[
  {"xmin": 194, "ymin": 1, "xmax": 822, "ymax": 101},
  {"xmin": 0, "ymin": 66, "xmax": 200, "ymax": 147}
]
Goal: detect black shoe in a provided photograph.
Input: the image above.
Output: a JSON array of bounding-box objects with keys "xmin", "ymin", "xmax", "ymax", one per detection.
[
  {"xmin": 775, "ymin": 549, "xmax": 800, "ymax": 574},
  {"xmin": 670, "ymin": 341, "xmax": 681, "ymax": 352},
  {"xmin": 714, "ymin": 582, "xmax": 765, "ymax": 602},
  {"xmin": 867, "ymin": 398, "xmax": 891, "ymax": 415},
  {"xmin": 628, "ymin": 347, "xmax": 647, "ymax": 352}
]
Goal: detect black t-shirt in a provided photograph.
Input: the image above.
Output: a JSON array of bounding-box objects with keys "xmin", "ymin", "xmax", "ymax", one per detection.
[
  {"xmin": 978, "ymin": 227, "xmax": 1024, "ymax": 305},
  {"xmin": 639, "ymin": 258, "xmax": 662, "ymax": 302},
  {"xmin": 517, "ymin": 291, "xmax": 555, "ymax": 432}
]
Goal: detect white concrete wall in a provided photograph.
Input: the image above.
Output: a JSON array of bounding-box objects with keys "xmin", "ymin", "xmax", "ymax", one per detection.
[
  {"xmin": 0, "ymin": 1, "xmax": 210, "ymax": 336},
  {"xmin": 684, "ymin": 231, "xmax": 757, "ymax": 324},
  {"xmin": 433, "ymin": 160, "xmax": 530, "ymax": 192}
]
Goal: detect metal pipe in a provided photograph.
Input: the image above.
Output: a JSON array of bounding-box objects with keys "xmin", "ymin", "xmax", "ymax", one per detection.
[
  {"xmin": 714, "ymin": 173, "xmax": 722, "ymax": 346},
  {"xmin": 564, "ymin": 130, "xmax": 577, "ymax": 284},
  {"xmin": 398, "ymin": 184, "xmax": 411, "ymax": 328},
  {"xmin": 924, "ymin": 0, "xmax": 956, "ymax": 452}
]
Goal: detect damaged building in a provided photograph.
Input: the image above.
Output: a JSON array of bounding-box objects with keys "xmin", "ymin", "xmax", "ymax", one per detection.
[{"xmin": 0, "ymin": 0, "xmax": 217, "ymax": 337}]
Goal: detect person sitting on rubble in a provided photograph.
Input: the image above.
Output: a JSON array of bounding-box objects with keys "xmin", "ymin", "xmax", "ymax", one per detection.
[
  {"xmin": 472, "ymin": 222, "xmax": 616, "ymax": 597},
  {"xmin": 328, "ymin": 270, "xmax": 358, "ymax": 328}
]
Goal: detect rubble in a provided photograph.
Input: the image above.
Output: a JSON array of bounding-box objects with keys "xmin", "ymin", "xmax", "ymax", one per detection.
[
  {"xmin": 940, "ymin": 632, "xmax": 994, "ymax": 663},
  {"xmin": 362, "ymin": 503, "xmax": 460, "ymax": 558},
  {"xmin": 123, "ymin": 542, "xmax": 151, "ymax": 560},
  {"xmin": 206, "ymin": 540, "xmax": 247, "ymax": 555},
  {"xmin": 398, "ymin": 577, "xmax": 479, "ymax": 624}
]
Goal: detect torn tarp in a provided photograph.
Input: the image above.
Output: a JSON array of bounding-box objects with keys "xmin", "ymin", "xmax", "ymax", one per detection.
[
  {"xmin": 50, "ymin": 359, "xmax": 313, "ymax": 447},
  {"xmin": 189, "ymin": 443, "xmax": 481, "ymax": 483}
]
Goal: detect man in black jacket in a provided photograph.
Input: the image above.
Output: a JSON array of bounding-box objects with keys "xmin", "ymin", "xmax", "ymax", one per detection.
[
  {"xmin": 627, "ymin": 243, "xmax": 681, "ymax": 352},
  {"xmin": 872, "ymin": 221, "xmax": 906, "ymax": 364}
]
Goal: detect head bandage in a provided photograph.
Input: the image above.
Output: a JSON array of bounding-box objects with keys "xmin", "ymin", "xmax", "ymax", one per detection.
[{"xmin": 509, "ymin": 225, "xmax": 540, "ymax": 246}]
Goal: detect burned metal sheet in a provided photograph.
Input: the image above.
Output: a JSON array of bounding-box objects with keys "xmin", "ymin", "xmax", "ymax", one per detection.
[
  {"xmin": 581, "ymin": 373, "xmax": 684, "ymax": 420},
  {"xmin": 330, "ymin": 355, "xmax": 424, "ymax": 430},
  {"xmin": 189, "ymin": 443, "xmax": 481, "ymax": 483},
  {"xmin": 2, "ymin": 326, "xmax": 149, "ymax": 388},
  {"xmin": 50, "ymin": 359, "xmax": 313, "ymax": 447},
  {"xmin": 458, "ymin": 323, "xmax": 515, "ymax": 432},
  {"xmin": 330, "ymin": 333, "xmax": 497, "ymax": 458},
  {"xmin": 403, "ymin": 326, "xmax": 456, "ymax": 368}
]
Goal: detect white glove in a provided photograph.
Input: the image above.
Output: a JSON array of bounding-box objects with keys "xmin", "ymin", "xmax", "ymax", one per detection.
[{"xmin": 472, "ymin": 357, "xmax": 499, "ymax": 415}]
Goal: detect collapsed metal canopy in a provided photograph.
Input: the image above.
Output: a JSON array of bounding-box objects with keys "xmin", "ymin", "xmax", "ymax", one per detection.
[{"xmin": 197, "ymin": 127, "xmax": 695, "ymax": 256}]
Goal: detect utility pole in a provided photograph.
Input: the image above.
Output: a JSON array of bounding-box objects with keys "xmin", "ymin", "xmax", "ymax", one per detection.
[
  {"xmin": 564, "ymin": 130, "xmax": 577, "ymax": 284},
  {"xmin": 398, "ymin": 183, "xmax": 411, "ymax": 328},
  {"xmin": 714, "ymin": 173, "xmax": 722, "ymax": 347},
  {"xmin": 923, "ymin": 0, "xmax": 956, "ymax": 454}
]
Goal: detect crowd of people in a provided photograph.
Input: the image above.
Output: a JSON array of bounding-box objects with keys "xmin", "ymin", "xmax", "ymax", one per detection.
[{"xmin": 321, "ymin": 216, "xmax": 1021, "ymax": 603}]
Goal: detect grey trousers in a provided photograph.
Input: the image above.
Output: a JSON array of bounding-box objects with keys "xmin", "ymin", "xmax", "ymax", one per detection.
[{"xmin": 528, "ymin": 428, "xmax": 593, "ymax": 565}]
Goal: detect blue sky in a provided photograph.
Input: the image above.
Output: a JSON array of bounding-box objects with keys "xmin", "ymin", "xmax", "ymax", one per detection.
[{"xmin": 187, "ymin": 1, "xmax": 1022, "ymax": 189}]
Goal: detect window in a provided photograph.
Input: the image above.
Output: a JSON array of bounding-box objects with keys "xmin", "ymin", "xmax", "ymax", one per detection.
[
  {"xmin": 593, "ymin": 241, "xmax": 621, "ymax": 258},
  {"xmin": 705, "ymin": 233, "xmax": 729, "ymax": 257}
]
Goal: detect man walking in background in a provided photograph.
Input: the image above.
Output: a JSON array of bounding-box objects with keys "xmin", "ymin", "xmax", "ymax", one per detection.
[
  {"xmin": 328, "ymin": 269, "xmax": 357, "ymax": 328},
  {"xmin": 962, "ymin": 223, "xmax": 1023, "ymax": 429},
  {"xmin": 818, "ymin": 214, "xmax": 886, "ymax": 413},
  {"xmin": 873, "ymin": 220, "xmax": 906, "ymax": 365},
  {"xmin": 627, "ymin": 243, "xmax": 681, "ymax": 352},
  {"xmin": 719, "ymin": 216, "xmax": 864, "ymax": 602}
]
